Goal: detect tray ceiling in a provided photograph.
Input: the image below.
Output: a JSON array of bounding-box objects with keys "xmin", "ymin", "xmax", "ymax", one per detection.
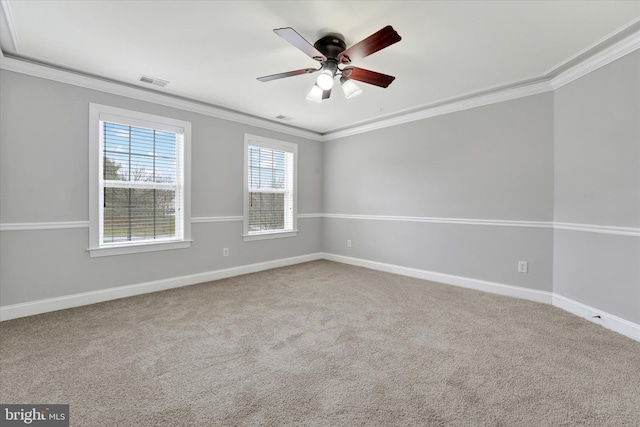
[{"xmin": 1, "ymin": 1, "xmax": 639, "ymax": 134}]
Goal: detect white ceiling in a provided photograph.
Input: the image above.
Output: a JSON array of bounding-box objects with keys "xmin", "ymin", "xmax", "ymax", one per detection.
[{"xmin": 1, "ymin": 1, "xmax": 639, "ymax": 135}]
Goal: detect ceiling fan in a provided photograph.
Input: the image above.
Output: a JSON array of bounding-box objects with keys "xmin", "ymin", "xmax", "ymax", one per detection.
[{"xmin": 257, "ymin": 26, "xmax": 401, "ymax": 102}]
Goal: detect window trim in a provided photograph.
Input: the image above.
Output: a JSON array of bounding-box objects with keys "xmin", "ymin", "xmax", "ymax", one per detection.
[
  {"xmin": 88, "ymin": 103, "xmax": 191, "ymax": 257},
  {"xmin": 243, "ymin": 134, "xmax": 298, "ymax": 241}
]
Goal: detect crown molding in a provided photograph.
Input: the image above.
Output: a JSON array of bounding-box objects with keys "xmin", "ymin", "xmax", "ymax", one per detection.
[
  {"xmin": 549, "ymin": 26, "xmax": 640, "ymax": 90},
  {"xmin": 0, "ymin": 53, "xmax": 324, "ymax": 142},
  {"xmin": 1, "ymin": 18, "xmax": 638, "ymax": 142},
  {"xmin": 0, "ymin": 0, "xmax": 19, "ymax": 52},
  {"xmin": 545, "ymin": 17, "xmax": 640, "ymax": 76},
  {"xmin": 321, "ymin": 78, "xmax": 554, "ymax": 140},
  {"xmin": 322, "ymin": 22, "xmax": 640, "ymax": 140}
]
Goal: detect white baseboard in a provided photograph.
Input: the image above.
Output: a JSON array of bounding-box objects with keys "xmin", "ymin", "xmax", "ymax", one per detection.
[
  {"xmin": 552, "ymin": 294, "xmax": 640, "ymax": 342},
  {"xmin": 0, "ymin": 253, "xmax": 323, "ymax": 321},
  {"xmin": 322, "ymin": 253, "xmax": 553, "ymax": 304},
  {"xmin": 3, "ymin": 252, "xmax": 638, "ymax": 343},
  {"xmin": 2, "ymin": 252, "xmax": 551, "ymax": 321},
  {"xmin": 324, "ymin": 253, "xmax": 639, "ymax": 342}
]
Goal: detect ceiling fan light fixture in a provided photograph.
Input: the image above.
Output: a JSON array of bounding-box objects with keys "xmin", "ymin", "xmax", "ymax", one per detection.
[
  {"xmin": 340, "ymin": 76, "xmax": 363, "ymax": 99},
  {"xmin": 316, "ymin": 70, "xmax": 335, "ymax": 90},
  {"xmin": 305, "ymin": 84, "xmax": 324, "ymax": 103},
  {"xmin": 257, "ymin": 26, "xmax": 401, "ymax": 101}
]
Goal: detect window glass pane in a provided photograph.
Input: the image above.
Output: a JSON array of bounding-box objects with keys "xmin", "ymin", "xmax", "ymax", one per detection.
[
  {"xmin": 248, "ymin": 146, "xmax": 286, "ymax": 190},
  {"xmin": 129, "ymin": 154, "xmax": 155, "ymax": 182},
  {"xmin": 103, "ymin": 188, "xmax": 176, "ymax": 243},
  {"xmin": 103, "ymin": 123, "xmax": 176, "ymax": 183},
  {"xmin": 260, "ymin": 168, "xmax": 273, "ymax": 188},
  {"xmin": 103, "ymin": 187, "xmax": 129, "ymax": 243},
  {"xmin": 102, "ymin": 121, "xmax": 179, "ymax": 244},
  {"xmin": 248, "ymin": 192, "xmax": 284, "ymax": 232},
  {"xmin": 245, "ymin": 137, "xmax": 295, "ymax": 237}
]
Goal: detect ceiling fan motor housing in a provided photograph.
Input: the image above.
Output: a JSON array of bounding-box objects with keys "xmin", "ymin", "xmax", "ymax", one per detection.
[
  {"xmin": 314, "ymin": 35, "xmax": 346, "ymax": 76},
  {"xmin": 313, "ymin": 35, "xmax": 347, "ymax": 59}
]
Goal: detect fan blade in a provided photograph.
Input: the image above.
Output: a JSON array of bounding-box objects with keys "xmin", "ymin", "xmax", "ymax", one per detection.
[
  {"xmin": 338, "ymin": 25, "xmax": 401, "ymax": 64},
  {"xmin": 257, "ymin": 68, "xmax": 318, "ymax": 82},
  {"xmin": 274, "ymin": 27, "xmax": 327, "ymax": 61},
  {"xmin": 343, "ymin": 67, "xmax": 396, "ymax": 88}
]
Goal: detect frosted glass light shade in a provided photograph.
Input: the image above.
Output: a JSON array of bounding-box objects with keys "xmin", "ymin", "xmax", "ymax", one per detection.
[
  {"xmin": 305, "ymin": 84, "xmax": 324, "ymax": 103},
  {"xmin": 340, "ymin": 76, "xmax": 363, "ymax": 99},
  {"xmin": 316, "ymin": 70, "xmax": 334, "ymax": 90}
]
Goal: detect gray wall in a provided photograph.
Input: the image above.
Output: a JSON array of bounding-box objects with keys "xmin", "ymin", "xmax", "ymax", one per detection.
[
  {"xmin": 2, "ymin": 49, "xmax": 639, "ymax": 327},
  {"xmin": 324, "ymin": 95, "xmax": 554, "ymax": 220},
  {"xmin": 0, "ymin": 70, "xmax": 323, "ymax": 306},
  {"xmin": 323, "ymin": 93, "xmax": 555, "ymax": 291},
  {"xmin": 553, "ymin": 51, "xmax": 640, "ymax": 323}
]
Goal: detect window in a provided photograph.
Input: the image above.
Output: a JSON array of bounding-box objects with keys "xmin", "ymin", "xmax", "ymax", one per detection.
[
  {"xmin": 89, "ymin": 104, "xmax": 191, "ymax": 256},
  {"xmin": 244, "ymin": 134, "xmax": 297, "ymax": 241}
]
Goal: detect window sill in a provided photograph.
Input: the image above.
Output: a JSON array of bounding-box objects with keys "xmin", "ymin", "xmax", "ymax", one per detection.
[
  {"xmin": 243, "ymin": 230, "xmax": 298, "ymax": 242},
  {"xmin": 88, "ymin": 239, "xmax": 192, "ymax": 257}
]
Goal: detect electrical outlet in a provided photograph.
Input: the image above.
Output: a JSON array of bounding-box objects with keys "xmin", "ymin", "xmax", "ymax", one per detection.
[
  {"xmin": 223, "ymin": 248, "xmax": 229, "ymax": 257},
  {"xmin": 518, "ymin": 261, "xmax": 528, "ymax": 273},
  {"xmin": 347, "ymin": 240, "xmax": 352, "ymax": 248}
]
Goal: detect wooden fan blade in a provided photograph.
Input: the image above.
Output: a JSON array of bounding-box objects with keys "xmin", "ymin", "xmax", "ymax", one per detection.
[
  {"xmin": 274, "ymin": 27, "xmax": 327, "ymax": 61},
  {"xmin": 257, "ymin": 68, "xmax": 318, "ymax": 82},
  {"xmin": 338, "ymin": 25, "xmax": 401, "ymax": 64},
  {"xmin": 342, "ymin": 67, "xmax": 396, "ymax": 88}
]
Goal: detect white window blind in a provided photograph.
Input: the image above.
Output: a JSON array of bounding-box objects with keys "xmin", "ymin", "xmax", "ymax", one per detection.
[
  {"xmin": 244, "ymin": 134, "xmax": 297, "ymax": 240},
  {"xmin": 89, "ymin": 104, "xmax": 191, "ymax": 256},
  {"xmin": 101, "ymin": 122, "xmax": 183, "ymax": 244}
]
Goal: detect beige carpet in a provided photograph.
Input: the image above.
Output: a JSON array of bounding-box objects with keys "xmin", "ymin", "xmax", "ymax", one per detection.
[{"xmin": 1, "ymin": 260, "xmax": 639, "ymax": 426}]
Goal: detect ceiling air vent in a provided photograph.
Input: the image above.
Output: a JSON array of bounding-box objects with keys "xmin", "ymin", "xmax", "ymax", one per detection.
[{"xmin": 139, "ymin": 75, "xmax": 169, "ymax": 87}]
